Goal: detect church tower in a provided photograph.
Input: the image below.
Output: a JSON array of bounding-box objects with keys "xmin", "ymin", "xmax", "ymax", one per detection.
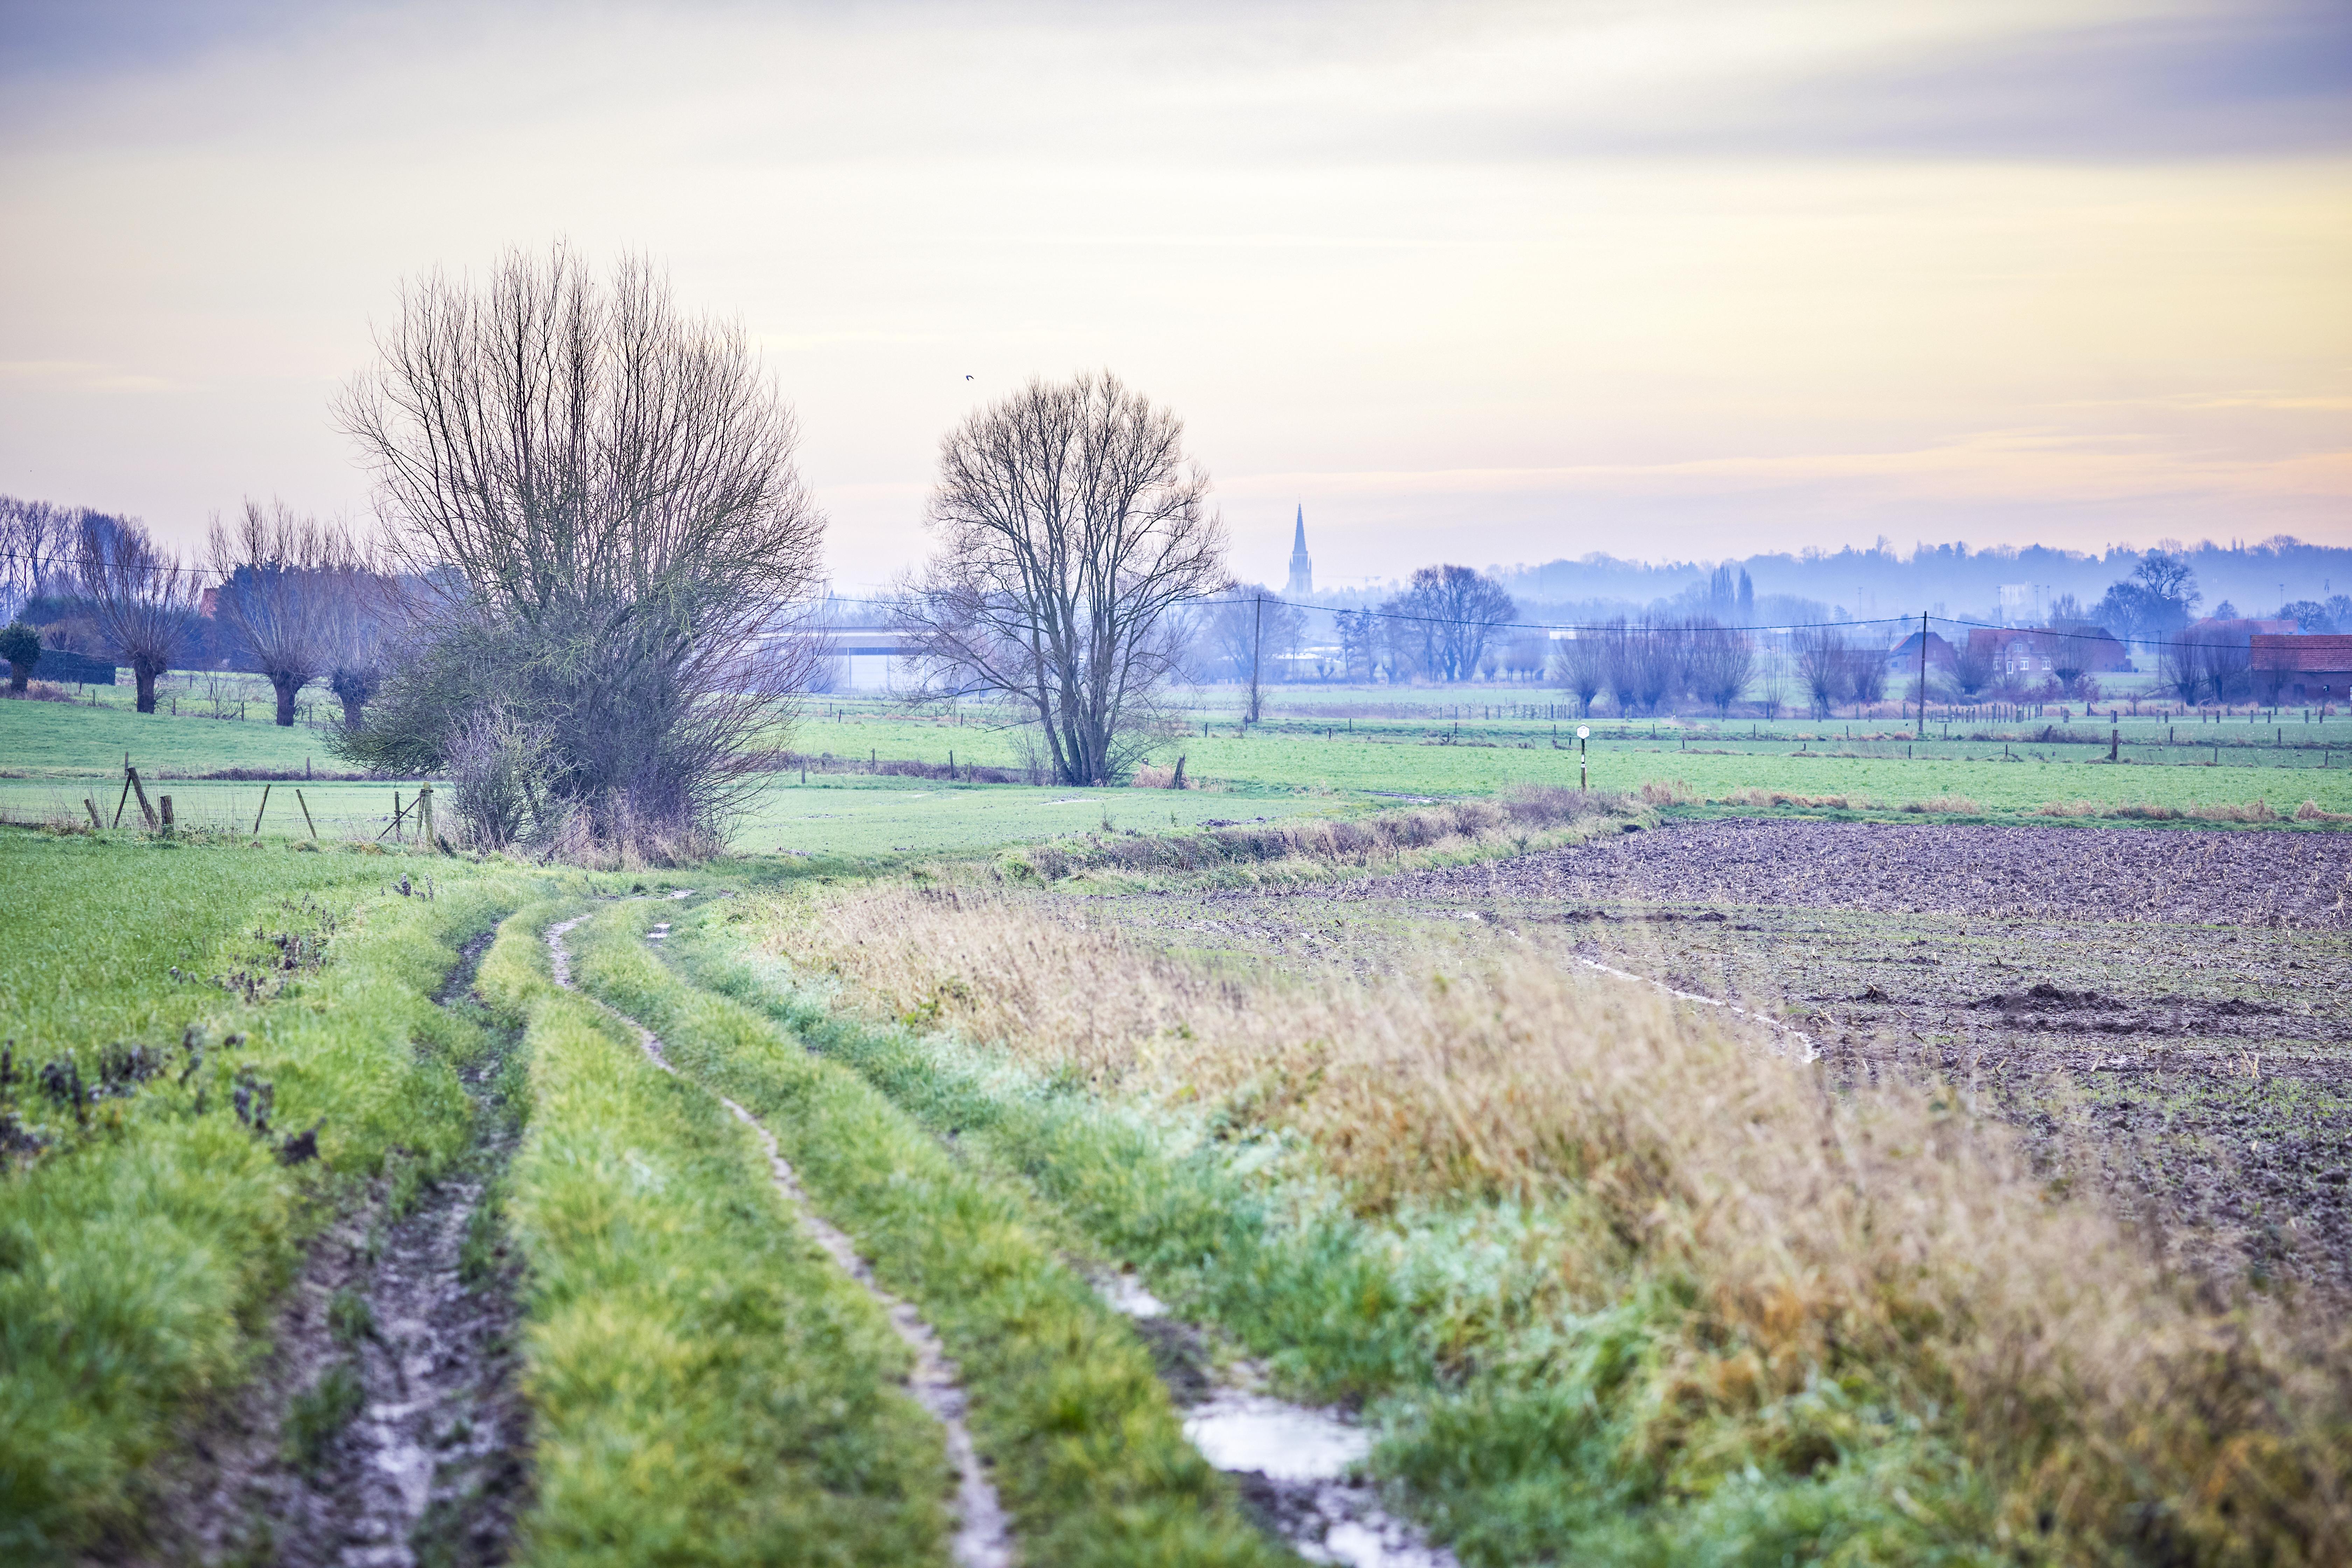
[{"xmin": 1285, "ymin": 505, "xmax": 1312, "ymax": 598}]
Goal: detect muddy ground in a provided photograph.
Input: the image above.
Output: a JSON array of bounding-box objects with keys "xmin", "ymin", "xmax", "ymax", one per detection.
[
  {"xmin": 1074, "ymin": 819, "xmax": 2352, "ymax": 1305},
  {"xmin": 131, "ymin": 933, "xmax": 530, "ymax": 1568}
]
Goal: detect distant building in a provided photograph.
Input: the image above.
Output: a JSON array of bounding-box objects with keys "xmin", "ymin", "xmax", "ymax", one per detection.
[
  {"xmin": 2189, "ymin": 617, "xmax": 2296, "ymax": 639},
  {"xmin": 1965, "ymin": 626, "xmax": 2130, "ymax": 678},
  {"xmin": 2252, "ymin": 634, "xmax": 2352, "ymax": 704},
  {"xmin": 1885, "ymin": 629, "xmax": 1958, "ymax": 675},
  {"xmin": 1285, "ymin": 506, "xmax": 1312, "ymax": 598}
]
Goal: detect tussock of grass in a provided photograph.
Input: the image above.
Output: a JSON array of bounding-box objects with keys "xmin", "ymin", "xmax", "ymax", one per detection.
[
  {"xmin": 2295, "ymin": 799, "xmax": 2352, "ymax": 824},
  {"xmin": 0, "ymin": 839, "xmax": 518, "ymax": 1561},
  {"xmin": 765, "ymin": 884, "xmax": 2352, "ymax": 1566},
  {"xmin": 570, "ymin": 901, "xmax": 1283, "ymax": 1567},
  {"xmin": 996, "ymin": 783, "xmax": 1642, "ymax": 884},
  {"xmin": 1717, "ymin": 784, "xmax": 1870, "ymax": 810},
  {"xmin": 474, "ymin": 903, "xmax": 954, "ymax": 1566},
  {"xmin": 1900, "ymin": 793, "xmax": 1984, "ymax": 814}
]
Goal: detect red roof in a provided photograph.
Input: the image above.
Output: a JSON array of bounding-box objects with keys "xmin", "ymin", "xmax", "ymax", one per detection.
[{"xmin": 2251, "ymin": 635, "xmax": 2352, "ymax": 673}]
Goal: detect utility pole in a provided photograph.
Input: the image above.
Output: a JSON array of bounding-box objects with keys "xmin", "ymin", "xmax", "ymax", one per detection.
[
  {"xmin": 1247, "ymin": 593, "xmax": 1264, "ymax": 725},
  {"xmin": 1917, "ymin": 610, "xmax": 1929, "ymax": 738}
]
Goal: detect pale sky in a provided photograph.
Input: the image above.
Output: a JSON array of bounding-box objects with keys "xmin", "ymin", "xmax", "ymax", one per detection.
[{"xmin": 2, "ymin": 0, "xmax": 2347, "ymax": 592}]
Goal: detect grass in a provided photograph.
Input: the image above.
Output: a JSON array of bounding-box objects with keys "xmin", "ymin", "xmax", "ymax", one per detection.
[
  {"xmin": 712, "ymin": 877, "xmax": 2352, "ymax": 1567},
  {"xmin": 474, "ymin": 901, "xmax": 958, "ymax": 1567},
  {"xmin": 0, "ymin": 831, "xmax": 524, "ymax": 1562},
  {"xmin": 566, "ymin": 898, "xmax": 1284, "ymax": 1567}
]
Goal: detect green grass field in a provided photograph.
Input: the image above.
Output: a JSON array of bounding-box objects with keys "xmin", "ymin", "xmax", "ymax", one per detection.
[{"xmin": 12, "ymin": 686, "xmax": 2350, "ymax": 860}]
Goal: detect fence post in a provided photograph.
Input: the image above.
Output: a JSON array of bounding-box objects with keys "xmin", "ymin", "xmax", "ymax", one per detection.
[
  {"xmin": 252, "ymin": 784, "xmax": 271, "ymax": 836},
  {"xmin": 128, "ymin": 766, "xmax": 158, "ymax": 830},
  {"xmin": 158, "ymin": 795, "xmax": 174, "ymax": 836},
  {"xmin": 84, "ymin": 798, "xmax": 102, "ymax": 831},
  {"xmin": 296, "ymin": 788, "xmax": 318, "ymax": 840}
]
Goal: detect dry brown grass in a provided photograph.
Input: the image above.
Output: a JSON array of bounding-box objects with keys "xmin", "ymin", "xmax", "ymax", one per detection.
[
  {"xmin": 2033, "ymin": 799, "xmax": 2286, "ymax": 824},
  {"xmin": 1900, "ymin": 793, "xmax": 1985, "ymax": 814},
  {"xmin": 2296, "ymin": 799, "xmax": 2352, "ymax": 824},
  {"xmin": 1718, "ymin": 784, "xmax": 1869, "ymax": 810},
  {"xmin": 765, "ymin": 883, "xmax": 2352, "ymax": 1563}
]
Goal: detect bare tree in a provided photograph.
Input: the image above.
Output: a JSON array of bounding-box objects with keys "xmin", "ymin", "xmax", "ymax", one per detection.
[
  {"xmin": 1200, "ymin": 586, "xmax": 1302, "ymax": 687},
  {"xmin": 1387, "ymin": 565, "xmax": 1516, "ymax": 682},
  {"xmin": 1687, "ymin": 621, "xmax": 1754, "ymax": 716},
  {"xmin": 324, "ymin": 544, "xmax": 400, "ymax": 729},
  {"xmin": 0, "ymin": 498, "xmax": 78, "ymax": 621},
  {"xmin": 336, "ymin": 245, "xmax": 824, "ymax": 856},
  {"xmin": 1335, "ymin": 607, "xmax": 1379, "ymax": 682},
  {"xmin": 897, "ymin": 372, "xmax": 1225, "ymax": 787},
  {"xmin": 76, "ymin": 514, "xmax": 195, "ymax": 712},
  {"xmin": 208, "ymin": 499, "xmax": 350, "ymax": 726},
  {"xmin": 1552, "ymin": 632, "xmax": 1605, "ymax": 717},
  {"xmin": 1794, "ymin": 627, "xmax": 1849, "ymax": 719},
  {"xmin": 1949, "ymin": 636, "xmax": 1994, "ymax": 705},
  {"xmin": 1843, "ymin": 641, "xmax": 1889, "ymax": 709}
]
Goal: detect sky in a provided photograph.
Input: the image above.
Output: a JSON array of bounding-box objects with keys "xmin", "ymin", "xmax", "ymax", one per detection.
[{"xmin": 1, "ymin": 0, "xmax": 2347, "ymax": 594}]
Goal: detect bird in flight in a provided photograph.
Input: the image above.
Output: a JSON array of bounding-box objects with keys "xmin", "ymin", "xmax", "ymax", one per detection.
[{"xmin": 965, "ymin": 374, "xmax": 974, "ymax": 380}]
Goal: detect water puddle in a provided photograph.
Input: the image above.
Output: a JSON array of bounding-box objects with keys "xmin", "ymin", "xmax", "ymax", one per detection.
[
  {"xmin": 1091, "ymin": 1270, "xmax": 1458, "ymax": 1568},
  {"xmin": 551, "ymin": 910, "xmax": 1013, "ymax": 1568}
]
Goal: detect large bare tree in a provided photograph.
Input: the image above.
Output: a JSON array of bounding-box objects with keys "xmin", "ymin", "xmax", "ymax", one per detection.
[
  {"xmin": 335, "ymin": 245, "xmax": 824, "ymax": 855},
  {"xmin": 1384, "ymin": 565, "xmax": 1516, "ymax": 682},
  {"xmin": 897, "ymin": 372, "xmax": 1226, "ymax": 786},
  {"xmin": 208, "ymin": 499, "xmax": 351, "ymax": 726},
  {"xmin": 76, "ymin": 514, "xmax": 195, "ymax": 712}
]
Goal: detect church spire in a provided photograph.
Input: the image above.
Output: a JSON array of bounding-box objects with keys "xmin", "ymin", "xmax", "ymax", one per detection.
[{"xmin": 1285, "ymin": 504, "xmax": 1312, "ymax": 598}]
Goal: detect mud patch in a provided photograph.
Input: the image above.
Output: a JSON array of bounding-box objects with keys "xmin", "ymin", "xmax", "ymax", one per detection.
[
  {"xmin": 1969, "ymin": 982, "xmax": 2121, "ymax": 1012},
  {"xmin": 138, "ymin": 929, "xmax": 531, "ymax": 1567}
]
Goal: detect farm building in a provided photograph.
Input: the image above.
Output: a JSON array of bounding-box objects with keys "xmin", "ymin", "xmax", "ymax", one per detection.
[
  {"xmin": 1884, "ymin": 629, "xmax": 1957, "ymax": 674},
  {"xmin": 1965, "ymin": 626, "xmax": 2129, "ymax": 678},
  {"xmin": 2251, "ymin": 634, "xmax": 2352, "ymax": 704}
]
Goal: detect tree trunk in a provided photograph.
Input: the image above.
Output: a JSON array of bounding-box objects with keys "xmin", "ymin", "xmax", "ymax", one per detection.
[
  {"xmin": 272, "ymin": 672, "xmax": 301, "ymax": 726},
  {"xmin": 8, "ymin": 665, "xmax": 26, "ymax": 694},
  {"xmin": 134, "ymin": 664, "xmax": 161, "ymax": 713},
  {"xmin": 340, "ymin": 690, "xmax": 365, "ymax": 729}
]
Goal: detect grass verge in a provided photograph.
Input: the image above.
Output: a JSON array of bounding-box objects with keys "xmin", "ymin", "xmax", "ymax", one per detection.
[
  {"xmin": 473, "ymin": 902, "xmax": 954, "ymax": 1566},
  {"xmin": 564, "ymin": 898, "xmax": 1284, "ymax": 1567}
]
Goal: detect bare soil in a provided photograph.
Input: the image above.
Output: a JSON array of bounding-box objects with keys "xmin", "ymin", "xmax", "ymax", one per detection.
[{"xmin": 1076, "ymin": 819, "xmax": 2352, "ymax": 1304}]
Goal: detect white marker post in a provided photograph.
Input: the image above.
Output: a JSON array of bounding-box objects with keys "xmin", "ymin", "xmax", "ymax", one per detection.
[{"xmin": 1578, "ymin": 726, "xmax": 1590, "ymax": 792}]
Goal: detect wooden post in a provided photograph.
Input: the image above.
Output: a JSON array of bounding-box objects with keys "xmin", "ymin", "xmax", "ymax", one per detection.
[
  {"xmin": 84, "ymin": 798, "xmax": 103, "ymax": 831},
  {"xmin": 158, "ymin": 795, "xmax": 174, "ymax": 835},
  {"xmin": 417, "ymin": 784, "xmax": 433, "ymax": 844},
  {"xmin": 128, "ymin": 767, "xmax": 158, "ymax": 830},
  {"xmin": 252, "ymin": 784, "xmax": 271, "ymax": 836},
  {"xmin": 114, "ymin": 766, "xmax": 134, "ymax": 828},
  {"xmin": 1916, "ymin": 611, "xmax": 1928, "ymax": 738},
  {"xmin": 295, "ymin": 788, "xmax": 318, "ymax": 840}
]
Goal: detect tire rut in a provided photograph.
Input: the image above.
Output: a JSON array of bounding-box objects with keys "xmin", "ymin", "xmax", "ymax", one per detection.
[
  {"xmin": 546, "ymin": 910, "xmax": 1013, "ymax": 1568},
  {"xmin": 140, "ymin": 928, "xmax": 531, "ymax": 1567}
]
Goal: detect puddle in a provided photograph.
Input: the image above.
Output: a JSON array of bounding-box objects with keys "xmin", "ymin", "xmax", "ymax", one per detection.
[
  {"xmin": 1092, "ymin": 1273, "xmax": 1458, "ymax": 1568},
  {"xmin": 1183, "ymin": 1392, "xmax": 1371, "ymax": 1480},
  {"xmin": 550, "ymin": 910, "xmax": 1013, "ymax": 1568}
]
